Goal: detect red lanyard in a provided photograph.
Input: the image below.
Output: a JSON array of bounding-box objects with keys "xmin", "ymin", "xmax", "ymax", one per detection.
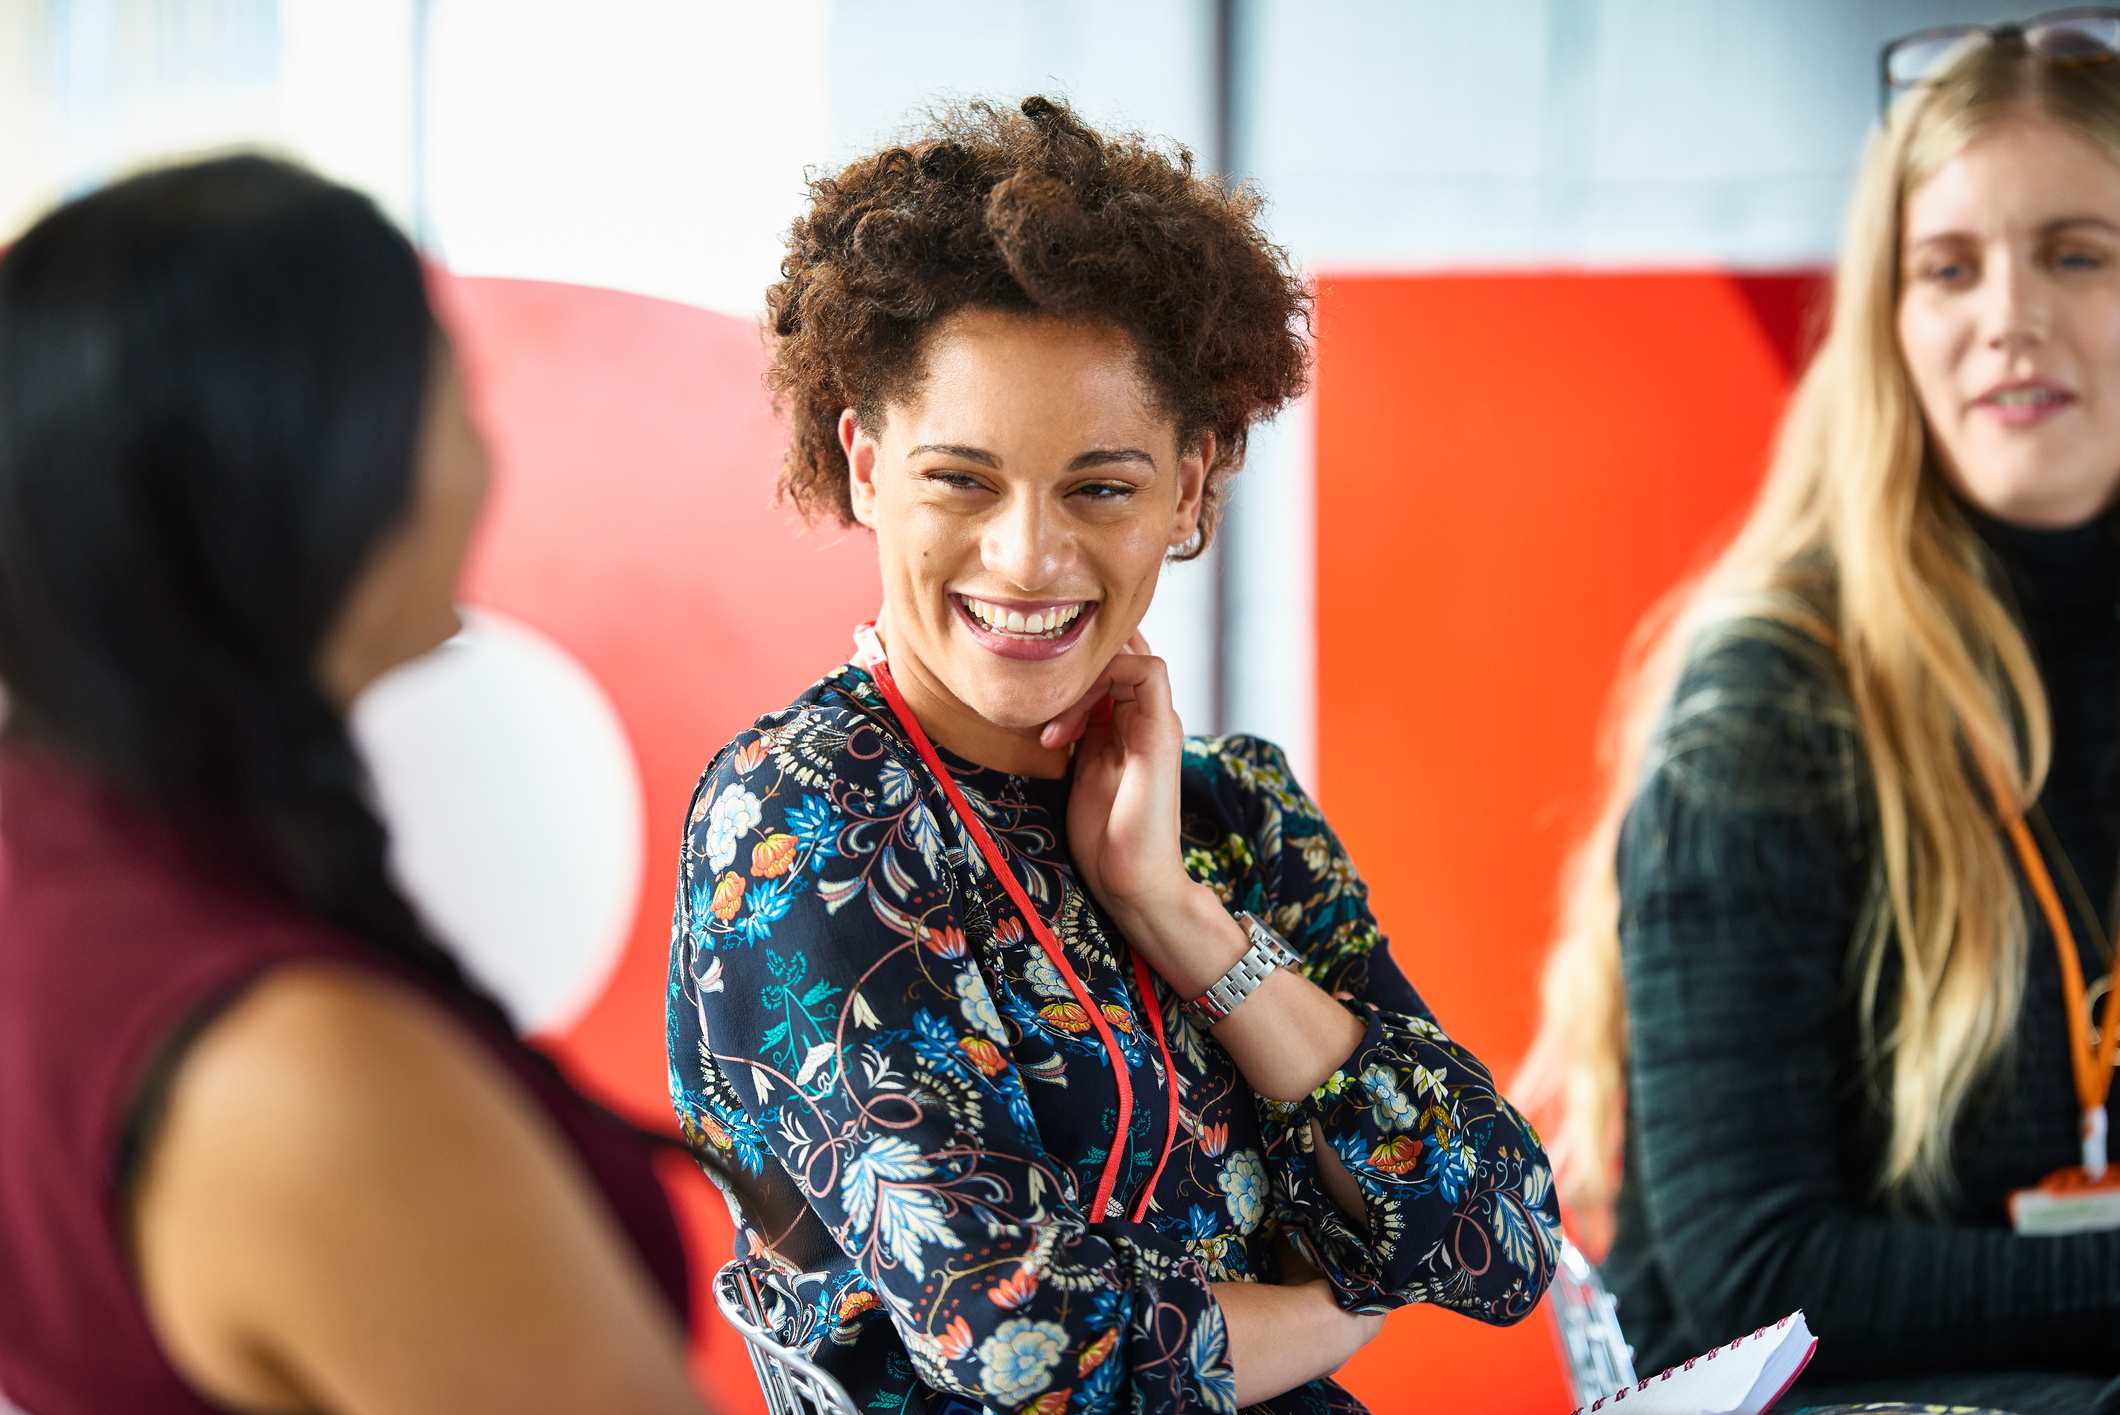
[
  {"xmin": 853, "ymin": 624, "xmax": 1179, "ymax": 1223},
  {"xmin": 1987, "ymin": 761, "xmax": 2120, "ymax": 1179}
]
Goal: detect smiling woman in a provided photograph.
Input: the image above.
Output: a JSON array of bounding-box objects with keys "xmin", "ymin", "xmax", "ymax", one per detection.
[
  {"xmin": 1897, "ymin": 116, "xmax": 2120, "ymax": 528},
  {"xmin": 842, "ymin": 310, "xmax": 1205, "ymax": 775},
  {"xmin": 666, "ymin": 96, "xmax": 1560, "ymax": 1415}
]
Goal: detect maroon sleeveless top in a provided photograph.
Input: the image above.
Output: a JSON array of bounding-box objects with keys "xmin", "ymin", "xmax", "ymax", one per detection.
[{"xmin": 0, "ymin": 745, "xmax": 690, "ymax": 1413}]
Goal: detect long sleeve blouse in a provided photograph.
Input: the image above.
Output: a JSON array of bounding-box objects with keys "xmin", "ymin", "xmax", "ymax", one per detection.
[
  {"xmin": 1606, "ymin": 513, "xmax": 2120, "ymax": 1410},
  {"xmin": 666, "ymin": 663, "xmax": 1557, "ymax": 1415}
]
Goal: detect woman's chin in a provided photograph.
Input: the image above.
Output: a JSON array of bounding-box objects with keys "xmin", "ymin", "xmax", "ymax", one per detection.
[
  {"xmin": 968, "ymin": 694, "xmax": 1071, "ymax": 736},
  {"xmin": 953, "ymin": 673, "xmax": 1086, "ymax": 737}
]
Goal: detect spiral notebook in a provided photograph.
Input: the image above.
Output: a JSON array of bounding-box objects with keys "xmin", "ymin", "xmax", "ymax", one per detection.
[{"xmin": 1567, "ymin": 1311, "xmax": 1816, "ymax": 1415}]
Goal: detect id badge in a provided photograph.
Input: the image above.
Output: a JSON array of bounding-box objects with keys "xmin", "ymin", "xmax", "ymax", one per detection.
[{"xmin": 2009, "ymin": 1167, "xmax": 2120, "ymax": 1235}]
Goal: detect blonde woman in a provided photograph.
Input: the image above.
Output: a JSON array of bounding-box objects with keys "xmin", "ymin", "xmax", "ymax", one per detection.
[{"xmin": 1523, "ymin": 12, "xmax": 2120, "ymax": 1412}]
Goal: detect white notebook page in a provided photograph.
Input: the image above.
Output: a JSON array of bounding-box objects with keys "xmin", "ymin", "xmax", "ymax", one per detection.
[{"xmin": 1569, "ymin": 1311, "xmax": 1816, "ymax": 1415}]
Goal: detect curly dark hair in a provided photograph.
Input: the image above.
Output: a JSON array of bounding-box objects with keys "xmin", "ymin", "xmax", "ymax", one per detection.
[{"xmin": 765, "ymin": 95, "xmax": 1311, "ymax": 560}]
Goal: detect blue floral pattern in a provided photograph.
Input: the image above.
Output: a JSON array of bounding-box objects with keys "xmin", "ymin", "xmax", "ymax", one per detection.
[{"xmin": 667, "ymin": 664, "xmax": 1558, "ymax": 1413}]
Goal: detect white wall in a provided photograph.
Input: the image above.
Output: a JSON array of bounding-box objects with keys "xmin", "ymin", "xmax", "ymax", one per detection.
[
  {"xmin": 0, "ymin": 0, "xmax": 2067, "ymax": 786},
  {"xmin": 421, "ymin": 0, "xmax": 832, "ymax": 317}
]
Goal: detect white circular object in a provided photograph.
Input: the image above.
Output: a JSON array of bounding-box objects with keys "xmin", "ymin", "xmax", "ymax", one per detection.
[{"xmin": 350, "ymin": 608, "xmax": 642, "ymax": 1035}]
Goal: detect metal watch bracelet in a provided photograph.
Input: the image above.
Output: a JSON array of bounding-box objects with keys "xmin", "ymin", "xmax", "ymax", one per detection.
[{"xmin": 1183, "ymin": 910, "xmax": 1300, "ymax": 1025}]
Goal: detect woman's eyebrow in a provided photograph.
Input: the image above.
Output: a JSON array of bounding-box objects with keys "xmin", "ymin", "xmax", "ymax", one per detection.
[
  {"xmin": 1906, "ymin": 216, "xmax": 2120, "ymax": 249},
  {"xmin": 909, "ymin": 443, "xmax": 1001, "ymax": 467},
  {"xmin": 1067, "ymin": 447, "xmax": 1157, "ymax": 472},
  {"xmin": 2040, "ymin": 215, "xmax": 2120, "ymax": 239}
]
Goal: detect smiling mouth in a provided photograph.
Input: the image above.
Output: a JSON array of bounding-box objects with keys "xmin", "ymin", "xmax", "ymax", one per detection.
[
  {"xmin": 1973, "ymin": 384, "xmax": 2077, "ymax": 429},
  {"xmin": 1982, "ymin": 387, "xmax": 2072, "ymax": 408},
  {"xmin": 949, "ymin": 594, "xmax": 1099, "ymax": 659},
  {"xmin": 953, "ymin": 595, "xmax": 1092, "ymax": 639}
]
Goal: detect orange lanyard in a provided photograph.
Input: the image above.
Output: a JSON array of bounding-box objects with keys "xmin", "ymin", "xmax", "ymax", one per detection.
[
  {"xmin": 853, "ymin": 624, "xmax": 1180, "ymax": 1223},
  {"xmin": 1990, "ymin": 765, "xmax": 2120, "ymax": 1178}
]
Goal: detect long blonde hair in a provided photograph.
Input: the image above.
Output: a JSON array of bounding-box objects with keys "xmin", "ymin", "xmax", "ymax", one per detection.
[{"xmin": 1520, "ymin": 40, "xmax": 2120, "ymax": 1230}]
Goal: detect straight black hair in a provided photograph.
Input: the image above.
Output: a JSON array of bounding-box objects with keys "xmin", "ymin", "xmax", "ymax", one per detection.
[{"xmin": 0, "ymin": 154, "xmax": 520, "ymax": 1046}]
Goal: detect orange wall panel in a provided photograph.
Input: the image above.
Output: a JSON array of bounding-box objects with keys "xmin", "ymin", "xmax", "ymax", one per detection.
[{"xmin": 1313, "ymin": 271, "xmax": 1821, "ymax": 1413}]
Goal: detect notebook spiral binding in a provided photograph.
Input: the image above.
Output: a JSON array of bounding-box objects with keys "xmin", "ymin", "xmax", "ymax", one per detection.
[{"xmin": 1571, "ymin": 1313, "xmax": 1800, "ymax": 1412}]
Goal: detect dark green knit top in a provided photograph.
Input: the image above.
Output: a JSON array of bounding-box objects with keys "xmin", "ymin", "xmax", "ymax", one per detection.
[{"xmin": 1604, "ymin": 510, "xmax": 2120, "ymax": 1412}]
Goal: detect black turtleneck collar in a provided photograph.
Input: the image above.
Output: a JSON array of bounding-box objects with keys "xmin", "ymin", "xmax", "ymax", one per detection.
[
  {"xmin": 1962, "ymin": 500, "xmax": 2120, "ymax": 619},
  {"xmin": 1957, "ymin": 496, "xmax": 2120, "ymax": 955}
]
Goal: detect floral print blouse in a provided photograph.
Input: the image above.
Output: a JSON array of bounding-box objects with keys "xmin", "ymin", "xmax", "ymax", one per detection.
[{"xmin": 666, "ymin": 664, "xmax": 1559, "ymax": 1414}]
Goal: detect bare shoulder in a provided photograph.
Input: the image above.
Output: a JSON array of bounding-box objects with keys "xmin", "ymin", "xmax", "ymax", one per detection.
[
  {"xmin": 134, "ymin": 960, "xmax": 702, "ymax": 1413},
  {"xmin": 128, "ymin": 961, "xmax": 525, "ymax": 1405},
  {"xmin": 133, "ymin": 957, "xmax": 544, "ymax": 1296},
  {"xmin": 175, "ymin": 959, "xmax": 501, "ymax": 1124}
]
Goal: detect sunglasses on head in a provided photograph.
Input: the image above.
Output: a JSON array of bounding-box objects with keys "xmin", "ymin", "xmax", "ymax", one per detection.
[{"xmin": 1880, "ymin": 6, "xmax": 2120, "ymax": 115}]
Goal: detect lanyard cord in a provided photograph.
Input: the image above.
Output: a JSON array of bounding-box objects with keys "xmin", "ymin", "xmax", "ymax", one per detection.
[
  {"xmin": 854, "ymin": 630, "xmax": 1180, "ymax": 1223},
  {"xmin": 1986, "ymin": 761, "xmax": 2120, "ymax": 1176},
  {"xmin": 2028, "ymin": 803, "xmax": 2117, "ymax": 973}
]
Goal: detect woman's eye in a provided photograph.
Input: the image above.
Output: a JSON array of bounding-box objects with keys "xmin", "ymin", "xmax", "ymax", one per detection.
[
  {"xmin": 1921, "ymin": 260, "xmax": 1970, "ymax": 285},
  {"xmin": 925, "ymin": 471, "xmax": 986, "ymax": 491},
  {"xmin": 2055, "ymin": 248, "xmax": 2108, "ymax": 272},
  {"xmin": 1073, "ymin": 483, "xmax": 1136, "ymax": 502}
]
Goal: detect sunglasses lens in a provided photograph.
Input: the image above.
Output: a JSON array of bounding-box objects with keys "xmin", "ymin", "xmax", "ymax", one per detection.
[
  {"xmin": 1886, "ymin": 29, "xmax": 1986, "ymax": 87},
  {"xmin": 2030, "ymin": 17, "xmax": 2120, "ymax": 64}
]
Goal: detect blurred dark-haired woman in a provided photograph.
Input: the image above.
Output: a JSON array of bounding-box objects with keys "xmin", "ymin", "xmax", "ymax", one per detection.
[{"xmin": 0, "ymin": 156, "xmax": 710, "ymax": 1414}]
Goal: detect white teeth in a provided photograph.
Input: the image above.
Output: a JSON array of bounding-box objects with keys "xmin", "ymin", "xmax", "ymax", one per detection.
[
  {"xmin": 1992, "ymin": 387, "xmax": 2063, "ymax": 406},
  {"xmin": 958, "ymin": 598, "xmax": 1089, "ymax": 639}
]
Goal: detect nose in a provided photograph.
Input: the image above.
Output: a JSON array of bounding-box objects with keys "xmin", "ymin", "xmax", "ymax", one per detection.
[
  {"xmin": 1982, "ymin": 250, "xmax": 2048, "ymax": 354},
  {"xmin": 980, "ymin": 491, "xmax": 1068, "ymax": 591}
]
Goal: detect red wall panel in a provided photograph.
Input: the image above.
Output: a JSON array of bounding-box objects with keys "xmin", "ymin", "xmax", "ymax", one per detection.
[
  {"xmin": 1313, "ymin": 271, "xmax": 1823, "ymax": 1412},
  {"xmin": 438, "ymin": 276, "xmax": 877, "ymax": 1409}
]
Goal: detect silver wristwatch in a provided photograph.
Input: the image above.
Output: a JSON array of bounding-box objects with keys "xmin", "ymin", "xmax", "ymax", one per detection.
[{"xmin": 1184, "ymin": 910, "xmax": 1300, "ymax": 1026}]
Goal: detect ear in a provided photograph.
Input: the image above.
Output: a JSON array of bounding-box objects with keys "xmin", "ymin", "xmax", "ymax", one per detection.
[
  {"xmin": 841, "ymin": 408, "xmax": 880, "ymax": 529},
  {"xmin": 1169, "ymin": 430, "xmax": 1214, "ymax": 550}
]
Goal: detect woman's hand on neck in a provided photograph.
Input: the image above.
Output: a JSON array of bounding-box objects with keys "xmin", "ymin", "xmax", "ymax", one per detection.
[{"xmin": 870, "ymin": 614, "xmax": 1073, "ymax": 780}]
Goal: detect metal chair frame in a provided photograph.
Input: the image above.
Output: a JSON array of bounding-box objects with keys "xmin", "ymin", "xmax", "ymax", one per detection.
[
  {"xmin": 1549, "ymin": 1237, "xmax": 1639, "ymax": 1406},
  {"xmin": 711, "ymin": 1259, "xmax": 862, "ymax": 1415}
]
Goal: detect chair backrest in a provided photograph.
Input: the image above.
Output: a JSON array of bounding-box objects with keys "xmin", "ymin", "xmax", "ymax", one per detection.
[
  {"xmin": 711, "ymin": 1259, "xmax": 862, "ymax": 1415},
  {"xmin": 1548, "ymin": 1237, "xmax": 1638, "ymax": 1406}
]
